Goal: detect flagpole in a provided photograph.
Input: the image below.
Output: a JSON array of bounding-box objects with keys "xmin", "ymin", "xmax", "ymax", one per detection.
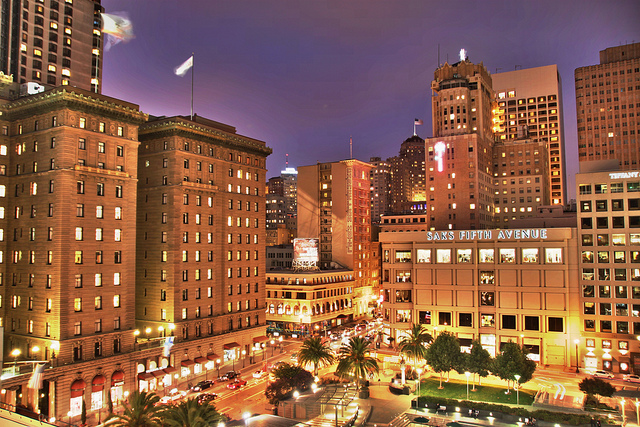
[
  {"xmin": 191, "ymin": 52, "xmax": 194, "ymax": 120},
  {"xmin": 413, "ymin": 121, "xmax": 416, "ymax": 136}
]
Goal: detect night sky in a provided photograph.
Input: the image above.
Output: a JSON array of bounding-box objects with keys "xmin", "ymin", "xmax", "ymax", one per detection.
[{"xmin": 101, "ymin": 0, "xmax": 639, "ymax": 198}]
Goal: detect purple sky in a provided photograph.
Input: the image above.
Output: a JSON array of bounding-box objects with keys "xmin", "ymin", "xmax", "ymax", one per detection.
[{"xmin": 101, "ymin": 0, "xmax": 639, "ymax": 199}]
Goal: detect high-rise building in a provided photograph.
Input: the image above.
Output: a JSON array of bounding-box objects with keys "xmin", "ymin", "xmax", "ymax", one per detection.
[
  {"xmin": 266, "ymin": 166, "xmax": 297, "ymax": 245},
  {"xmin": 298, "ymin": 159, "xmax": 377, "ymax": 316},
  {"xmin": 575, "ymin": 42, "xmax": 640, "ymax": 170},
  {"xmin": 1, "ymin": 0, "xmax": 104, "ymax": 92},
  {"xmin": 492, "ymin": 65, "xmax": 566, "ymax": 205},
  {"xmin": 369, "ymin": 156, "xmax": 391, "ymax": 223},
  {"xmin": 0, "ymin": 85, "xmax": 146, "ymax": 415},
  {"xmin": 426, "ymin": 58, "xmax": 495, "ymax": 230},
  {"xmin": 136, "ymin": 114, "xmax": 272, "ymax": 349},
  {"xmin": 388, "ymin": 136, "xmax": 426, "ymax": 215}
]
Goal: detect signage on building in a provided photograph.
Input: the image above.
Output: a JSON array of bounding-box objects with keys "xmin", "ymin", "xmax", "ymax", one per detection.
[
  {"xmin": 425, "ymin": 228, "xmax": 548, "ymax": 242},
  {"xmin": 609, "ymin": 171, "xmax": 639, "ymax": 179},
  {"xmin": 293, "ymin": 238, "xmax": 319, "ymax": 263}
]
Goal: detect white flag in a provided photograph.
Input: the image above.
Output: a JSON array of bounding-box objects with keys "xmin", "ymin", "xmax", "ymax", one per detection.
[{"xmin": 175, "ymin": 55, "xmax": 193, "ymax": 77}]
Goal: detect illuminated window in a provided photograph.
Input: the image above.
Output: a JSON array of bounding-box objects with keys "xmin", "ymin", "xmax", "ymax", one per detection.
[
  {"xmin": 74, "ymin": 298, "xmax": 82, "ymax": 312},
  {"xmin": 34, "ymin": 49, "xmax": 42, "ymax": 57},
  {"xmin": 113, "ymin": 295, "xmax": 120, "ymax": 308},
  {"xmin": 48, "ymin": 64, "xmax": 56, "ymax": 72},
  {"xmin": 61, "ymin": 69, "xmax": 70, "ymax": 77}
]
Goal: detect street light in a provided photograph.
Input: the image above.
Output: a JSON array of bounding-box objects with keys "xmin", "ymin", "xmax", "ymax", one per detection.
[
  {"xmin": 231, "ymin": 352, "xmax": 236, "ymax": 371},
  {"xmin": 11, "ymin": 349, "xmax": 21, "ymax": 374},
  {"xmin": 243, "ymin": 411, "xmax": 251, "ymax": 427},
  {"xmin": 514, "ymin": 374, "xmax": 521, "ymax": 406},
  {"xmin": 241, "ymin": 349, "xmax": 247, "ymax": 368},
  {"xmin": 158, "ymin": 326, "xmax": 165, "ymax": 337},
  {"xmin": 575, "ymin": 339, "xmax": 580, "ymax": 373},
  {"xmin": 216, "ymin": 359, "xmax": 221, "ymax": 378},
  {"xmin": 465, "ymin": 371, "xmax": 471, "ymax": 401},
  {"xmin": 270, "ymin": 340, "xmax": 275, "ymax": 356}
]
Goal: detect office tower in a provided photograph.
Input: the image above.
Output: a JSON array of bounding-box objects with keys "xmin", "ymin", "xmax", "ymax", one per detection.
[
  {"xmin": 492, "ymin": 65, "xmax": 566, "ymax": 205},
  {"xmin": 266, "ymin": 167, "xmax": 297, "ymax": 245},
  {"xmin": 136, "ymin": 115, "xmax": 271, "ymax": 348},
  {"xmin": 426, "ymin": 58, "xmax": 495, "ymax": 230},
  {"xmin": 1, "ymin": 0, "xmax": 104, "ymax": 92},
  {"xmin": 388, "ymin": 135, "xmax": 426, "ymax": 215},
  {"xmin": 0, "ymin": 86, "xmax": 146, "ymax": 414},
  {"xmin": 576, "ymin": 161, "xmax": 640, "ymax": 373},
  {"xmin": 492, "ymin": 139, "xmax": 549, "ymax": 225},
  {"xmin": 298, "ymin": 159, "xmax": 377, "ymax": 315},
  {"xmin": 281, "ymin": 166, "xmax": 298, "ymax": 225},
  {"xmin": 369, "ymin": 156, "xmax": 391, "ymax": 223},
  {"xmin": 575, "ymin": 42, "xmax": 640, "ymax": 170}
]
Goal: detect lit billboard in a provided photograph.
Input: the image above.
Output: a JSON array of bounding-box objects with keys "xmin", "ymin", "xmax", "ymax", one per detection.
[{"xmin": 293, "ymin": 238, "xmax": 319, "ymax": 263}]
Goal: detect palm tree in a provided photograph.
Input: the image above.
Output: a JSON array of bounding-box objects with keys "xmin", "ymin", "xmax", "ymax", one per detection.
[
  {"xmin": 297, "ymin": 336, "xmax": 335, "ymax": 376},
  {"xmin": 105, "ymin": 391, "xmax": 164, "ymax": 427},
  {"xmin": 335, "ymin": 336, "xmax": 379, "ymax": 390},
  {"xmin": 398, "ymin": 323, "xmax": 433, "ymax": 367},
  {"xmin": 163, "ymin": 397, "xmax": 225, "ymax": 427}
]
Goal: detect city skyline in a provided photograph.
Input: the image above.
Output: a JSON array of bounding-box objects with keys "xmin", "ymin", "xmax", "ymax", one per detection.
[{"xmin": 101, "ymin": 0, "xmax": 639, "ymax": 197}]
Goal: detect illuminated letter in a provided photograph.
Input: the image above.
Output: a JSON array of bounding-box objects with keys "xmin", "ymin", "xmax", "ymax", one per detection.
[{"xmin": 434, "ymin": 141, "xmax": 446, "ymax": 172}]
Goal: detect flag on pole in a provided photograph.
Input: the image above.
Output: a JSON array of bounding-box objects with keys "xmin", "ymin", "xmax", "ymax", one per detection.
[
  {"xmin": 101, "ymin": 13, "xmax": 134, "ymax": 51},
  {"xmin": 175, "ymin": 56, "xmax": 194, "ymax": 77},
  {"xmin": 28, "ymin": 363, "xmax": 46, "ymax": 390},
  {"xmin": 414, "ymin": 119, "xmax": 424, "ymax": 126},
  {"xmin": 163, "ymin": 336, "xmax": 175, "ymax": 357}
]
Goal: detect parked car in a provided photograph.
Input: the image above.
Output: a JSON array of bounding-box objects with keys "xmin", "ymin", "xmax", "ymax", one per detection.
[
  {"xmin": 197, "ymin": 393, "xmax": 218, "ymax": 404},
  {"xmin": 190, "ymin": 380, "xmax": 214, "ymax": 392},
  {"xmin": 253, "ymin": 370, "xmax": 265, "ymax": 379},
  {"xmin": 219, "ymin": 371, "xmax": 239, "ymax": 381},
  {"xmin": 623, "ymin": 374, "xmax": 640, "ymax": 383},
  {"xmin": 227, "ymin": 379, "xmax": 248, "ymax": 390},
  {"xmin": 593, "ymin": 370, "xmax": 614, "ymax": 379},
  {"xmin": 290, "ymin": 353, "xmax": 299, "ymax": 363}
]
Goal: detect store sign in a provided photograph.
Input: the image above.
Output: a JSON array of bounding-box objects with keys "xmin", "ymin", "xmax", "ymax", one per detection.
[
  {"xmin": 426, "ymin": 229, "xmax": 548, "ymax": 242},
  {"xmin": 609, "ymin": 171, "xmax": 639, "ymax": 179}
]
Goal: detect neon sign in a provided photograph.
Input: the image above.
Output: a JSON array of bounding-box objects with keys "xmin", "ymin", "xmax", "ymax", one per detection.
[{"xmin": 434, "ymin": 141, "xmax": 446, "ymax": 172}]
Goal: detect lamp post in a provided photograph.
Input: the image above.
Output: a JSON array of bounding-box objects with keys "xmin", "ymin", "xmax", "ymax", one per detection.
[
  {"xmin": 241, "ymin": 349, "xmax": 246, "ymax": 368},
  {"xmin": 11, "ymin": 349, "xmax": 21, "ymax": 374},
  {"xmin": 400, "ymin": 358, "xmax": 406, "ymax": 385},
  {"xmin": 158, "ymin": 326, "xmax": 165, "ymax": 338},
  {"xmin": 270, "ymin": 340, "xmax": 275, "ymax": 356},
  {"xmin": 465, "ymin": 371, "xmax": 471, "ymax": 401},
  {"xmin": 231, "ymin": 352, "xmax": 236, "ymax": 371},
  {"xmin": 243, "ymin": 411, "xmax": 251, "ymax": 426},
  {"xmin": 575, "ymin": 339, "xmax": 580, "ymax": 373},
  {"xmin": 145, "ymin": 327, "xmax": 152, "ymax": 341},
  {"xmin": 417, "ymin": 367, "xmax": 423, "ymax": 398},
  {"xmin": 216, "ymin": 359, "xmax": 221, "ymax": 378},
  {"xmin": 514, "ymin": 374, "xmax": 521, "ymax": 406}
]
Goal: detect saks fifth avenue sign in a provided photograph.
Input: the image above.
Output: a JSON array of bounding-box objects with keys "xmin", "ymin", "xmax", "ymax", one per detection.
[{"xmin": 426, "ymin": 228, "xmax": 548, "ymax": 242}]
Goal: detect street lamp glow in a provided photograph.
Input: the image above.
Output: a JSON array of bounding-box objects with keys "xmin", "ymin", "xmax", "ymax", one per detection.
[
  {"xmin": 168, "ymin": 323, "xmax": 175, "ymax": 330},
  {"xmin": 133, "ymin": 330, "xmax": 140, "ymax": 336},
  {"xmin": 158, "ymin": 326, "xmax": 164, "ymax": 332},
  {"xmin": 145, "ymin": 327, "xmax": 152, "ymax": 334},
  {"xmin": 293, "ymin": 390, "xmax": 300, "ymax": 399},
  {"xmin": 514, "ymin": 375, "xmax": 521, "ymax": 406},
  {"xmin": 32, "ymin": 346, "xmax": 40, "ymax": 353},
  {"xmin": 11, "ymin": 349, "xmax": 21, "ymax": 357}
]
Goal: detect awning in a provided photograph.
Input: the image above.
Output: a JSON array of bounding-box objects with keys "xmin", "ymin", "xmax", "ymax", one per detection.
[
  {"xmin": 111, "ymin": 370, "xmax": 125, "ymax": 386},
  {"xmin": 206, "ymin": 354, "xmax": 220, "ymax": 361},
  {"xmin": 336, "ymin": 314, "xmax": 348, "ymax": 319},
  {"xmin": 194, "ymin": 357, "xmax": 208, "ymax": 364},
  {"xmin": 163, "ymin": 366, "xmax": 177, "ymax": 374},
  {"xmin": 70, "ymin": 379, "xmax": 86, "ymax": 398},
  {"xmin": 181, "ymin": 359, "xmax": 195, "ymax": 367},
  {"xmin": 151, "ymin": 370, "xmax": 166, "ymax": 378},
  {"xmin": 224, "ymin": 342, "xmax": 240, "ymax": 349},
  {"xmin": 92, "ymin": 375, "xmax": 106, "ymax": 392},
  {"xmin": 138, "ymin": 372, "xmax": 154, "ymax": 381},
  {"xmin": 252, "ymin": 336, "xmax": 270, "ymax": 343}
]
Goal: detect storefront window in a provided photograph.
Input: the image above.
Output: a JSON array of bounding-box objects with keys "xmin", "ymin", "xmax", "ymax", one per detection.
[
  {"xmin": 418, "ymin": 310, "xmax": 431, "ymax": 325},
  {"xmin": 480, "ymin": 292, "xmax": 495, "ymax": 306},
  {"xmin": 480, "ymin": 314, "xmax": 495, "ymax": 327},
  {"xmin": 522, "ymin": 248, "xmax": 538, "ymax": 263},
  {"xmin": 395, "ymin": 250, "xmax": 411, "ymax": 263},
  {"xmin": 457, "ymin": 249, "xmax": 472, "ymax": 263},
  {"xmin": 612, "ymin": 234, "xmax": 626, "ymax": 246},
  {"xmin": 599, "ymin": 285, "xmax": 611, "ymax": 298},
  {"xmin": 582, "ymin": 285, "xmax": 595, "ymax": 297},
  {"xmin": 396, "ymin": 310, "xmax": 411, "ymax": 323},
  {"xmin": 582, "ymin": 268, "xmax": 594, "ymax": 281},
  {"xmin": 597, "ymin": 234, "xmax": 609, "ymax": 246},
  {"xmin": 631, "ymin": 234, "xmax": 640, "ymax": 245},
  {"xmin": 499, "ymin": 248, "xmax": 515, "ymax": 263},
  {"xmin": 614, "ymin": 251, "xmax": 626, "ymax": 263},
  {"xmin": 584, "ymin": 302, "xmax": 595, "ymax": 315},
  {"xmin": 545, "ymin": 248, "xmax": 562, "ymax": 263},
  {"xmin": 598, "ymin": 251, "xmax": 609, "ymax": 263},
  {"xmin": 479, "ymin": 249, "xmax": 494, "ymax": 263},
  {"xmin": 436, "ymin": 249, "xmax": 451, "ymax": 263},
  {"xmin": 416, "ymin": 249, "xmax": 431, "ymax": 263},
  {"xmin": 582, "ymin": 251, "xmax": 593, "ymax": 263},
  {"xmin": 479, "ymin": 271, "xmax": 495, "ymax": 285}
]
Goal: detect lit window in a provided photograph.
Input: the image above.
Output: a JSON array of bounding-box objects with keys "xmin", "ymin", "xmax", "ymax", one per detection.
[
  {"xmin": 48, "ymin": 65, "xmax": 56, "ymax": 72},
  {"xmin": 113, "ymin": 295, "xmax": 120, "ymax": 308},
  {"xmin": 114, "ymin": 229, "xmax": 122, "ymax": 242},
  {"xmin": 75, "ymin": 227, "xmax": 83, "ymax": 241},
  {"xmin": 61, "ymin": 69, "xmax": 71, "ymax": 77},
  {"xmin": 34, "ymin": 49, "xmax": 42, "ymax": 57}
]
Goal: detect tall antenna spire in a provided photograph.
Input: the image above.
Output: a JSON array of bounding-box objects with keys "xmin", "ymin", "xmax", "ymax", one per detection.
[
  {"xmin": 285, "ymin": 153, "xmax": 289, "ymax": 167},
  {"xmin": 350, "ymin": 136, "xmax": 353, "ymax": 160}
]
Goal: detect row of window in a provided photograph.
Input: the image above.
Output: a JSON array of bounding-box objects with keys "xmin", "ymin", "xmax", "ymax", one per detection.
[
  {"xmin": 226, "ymin": 267, "xmax": 260, "ymax": 278},
  {"xmin": 582, "ymin": 233, "xmax": 640, "ymax": 246},
  {"xmin": 582, "ymin": 284, "xmax": 640, "ymax": 298},
  {"xmin": 73, "ymin": 295, "xmax": 121, "ymax": 311},
  {"xmin": 583, "ymin": 301, "xmax": 640, "ymax": 317},
  {"xmin": 226, "ymin": 216, "xmax": 260, "ymax": 228},
  {"xmin": 580, "ymin": 198, "xmax": 640, "ymax": 212},
  {"xmin": 579, "ymin": 182, "xmax": 640, "ymax": 194},
  {"xmin": 582, "ymin": 268, "xmax": 640, "ymax": 281},
  {"xmin": 584, "ymin": 319, "xmax": 637, "ymax": 334},
  {"xmin": 77, "ymin": 181, "xmax": 123, "ymax": 197},
  {"xmin": 582, "ymin": 250, "xmax": 640, "ymax": 264},
  {"xmin": 385, "ymin": 247, "xmax": 564, "ymax": 265},
  {"xmin": 228, "ymin": 199, "xmax": 260, "ymax": 212}
]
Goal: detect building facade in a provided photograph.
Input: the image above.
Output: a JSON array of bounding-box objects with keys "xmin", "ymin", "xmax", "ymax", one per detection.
[
  {"xmin": 369, "ymin": 156, "xmax": 391, "ymax": 224},
  {"xmin": 379, "ymin": 217, "xmax": 581, "ymax": 366},
  {"xmin": 493, "ymin": 65, "xmax": 567, "ymax": 205},
  {"xmin": 388, "ymin": 136, "xmax": 426, "ymax": 215},
  {"xmin": 576, "ymin": 166, "xmax": 640, "ymax": 373},
  {"xmin": 575, "ymin": 42, "xmax": 640, "ymax": 170},
  {"xmin": 1, "ymin": 0, "xmax": 104, "ymax": 92}
]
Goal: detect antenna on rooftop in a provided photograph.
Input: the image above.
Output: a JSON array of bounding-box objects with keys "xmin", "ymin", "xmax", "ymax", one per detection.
[{"xmin": 350, "ymin": 136, "xmax": 353, "ymax": 160}]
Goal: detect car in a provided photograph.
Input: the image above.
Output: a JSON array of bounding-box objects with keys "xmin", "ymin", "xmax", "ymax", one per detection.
[
  {"xmin": 197, "ymin": 393, "xmax": 218, "ymax": 404},
  {"xmin": 219, "ymin": 371, "xmax": 239, "ymax": 381},
  {"xmin": 158, "ymin": 389, "xmax": 187, "ymax": 404},
  {"xmin": 623, "ymin": 374, "xmax": 640, "ymax": 383},
  {"xmin": 593, "ymin": 370, "xmax": 614, "ymax": 379},
  {"xmin": 227, "ymin": 379, "xmax": 248, "ymax": 390},
  {"xmin": 253, "ymin": 370, "xmax": 265, "ymax": 379},
  {"xmin": 290, "ymin": 353, "xmax": 299, "ymax": 362},
  {"xmin": 190, "ymin": 380, "xmax": 214, "ymax": 392}
]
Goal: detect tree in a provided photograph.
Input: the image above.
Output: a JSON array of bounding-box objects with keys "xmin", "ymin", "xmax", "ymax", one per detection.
[
  {"xmin": 579, "ymin": 378, "xmax": 616, "ymax": 404},
  {"xmin": 335, "ymin": 337, "xmax": 379, "ymax": 390},
  {"xmin": 265, "ymin": 363, "xmax": 314, "ymax": 406},
  {"xmin": 107, "ymin": 391, "xmax": 114, "ymax": 415},
  {"xmin": 492, "ymin": 341, "xmax": 536, "ymax": 392},
  {"xmin": 398, "ymin": 323, "xmax": 433, "ymax": 367},
  {"xmin": 105, "ymin": 391, "xmax": 164, "ymax": 427},
  {"xmin": 163, "ymin": 397, "xmax": 224, "ymax": 427},
  {"xmin": 425, "ymin": 332, "xmax": 461, "ymax": 389},
  {"xmin": 81, "ymin": 399, "xmax": 87, "ymax": 425},
  {"xmin": 297, "ymin": 336, "xmax": 335, "ymax": 376},
  {"xmin": 466, "ymin": 339, "xmax": 492, "ymax": 391}
]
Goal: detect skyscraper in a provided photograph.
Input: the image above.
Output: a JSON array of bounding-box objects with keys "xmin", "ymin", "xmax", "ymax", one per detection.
[
  {"xmin": 369, "ymin": 156, "xmax": 391, "ymax": 223},
  {"xmin": 1, "ymin": 0, "xmax": 104, "ymax": 92},
  {"xmin": 492, "ymin": 65, "xmax": 567, "ymax": 205},
  {"xmin": 426, "ymin": 58, "xmax": 496, "ymax": 230},
  {"xmin": 575, "ymin": 42, "xmax": 640, "ymax": 170},
  {"xmin": 389, "ymin": 135, "xmax": 426, "ymax": 215}
]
